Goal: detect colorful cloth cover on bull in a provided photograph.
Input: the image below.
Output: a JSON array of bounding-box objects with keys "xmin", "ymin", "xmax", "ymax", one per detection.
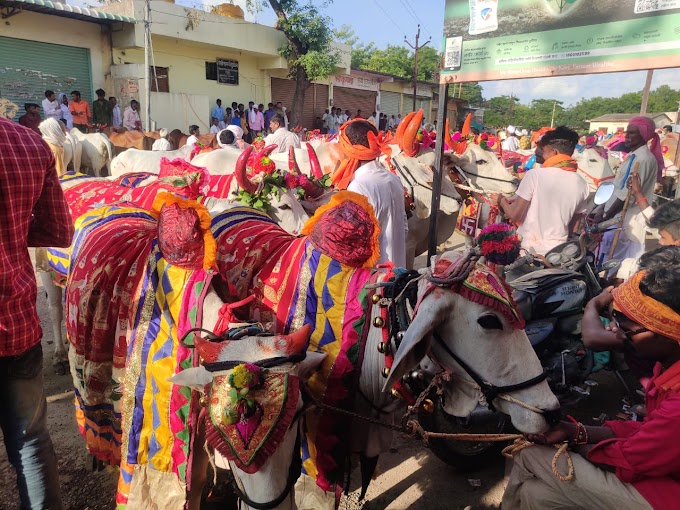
[
  {"xmin": 65, "ymin": 200, "xmax": 215, "ymax": 510},
  {"xmin": 211, "ymin": 194, "xmax": 382, "ymax": 492}
]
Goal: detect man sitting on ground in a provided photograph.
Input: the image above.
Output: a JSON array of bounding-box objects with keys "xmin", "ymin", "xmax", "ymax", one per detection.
[
  {"xmin": 151, "ymin": 128, "xmax": 173, "ymax": 151},
  {"xmin": 332, "ymin": 119, "xmax": 407, "ymax": 266},
  {"xmin": 504, "ymin": 265, "xmax": 680, "ymax": 510},
  {"xmin": 496, "ymin": 126, "xmax": 589, "ymax": 255},
  {"xmin": 263, "ymin": 114, "xmax": 300, "ymax": 153}
]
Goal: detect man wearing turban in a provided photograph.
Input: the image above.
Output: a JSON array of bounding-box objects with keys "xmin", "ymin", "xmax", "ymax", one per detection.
[
  {"xmin": 503, "ymin": 265, "xmax": 680, "ymax": 510},
  {"xmin": 596, "ymin": 116, "xmax": 664, "ymax": 262}
]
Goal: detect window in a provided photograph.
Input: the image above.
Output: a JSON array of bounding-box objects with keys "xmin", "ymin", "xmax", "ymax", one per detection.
[
  {"xmin": 150, "ymin": 66, "xmax": 169, "ymax": 93},
  {"xmin": 205, "ymin": 62, "xmax": 217, "ymax": 81}
]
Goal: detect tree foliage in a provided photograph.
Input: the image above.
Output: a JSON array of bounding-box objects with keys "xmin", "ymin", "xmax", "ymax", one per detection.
[{"xmin": 246, "ymin": 0, "xmax": 339, "ymax": 125}]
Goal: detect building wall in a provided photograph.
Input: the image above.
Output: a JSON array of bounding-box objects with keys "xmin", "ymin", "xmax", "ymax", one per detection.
[
  {"xmin": 1, "ymin": 10, "xmax": 113, "ymax": 94},
  {"xmin": 112, "ymin": 37, "xmax": 270, "ymax": 129}
]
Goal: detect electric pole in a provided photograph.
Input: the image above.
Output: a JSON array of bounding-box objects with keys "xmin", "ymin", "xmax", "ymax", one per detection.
[
  {"xmin": 144, "ymin": 0, "xmax": 151, "ymax": 131},
  {"xmin": 405, "ymin": 25, "xmax": 431, "ymax": 113}
]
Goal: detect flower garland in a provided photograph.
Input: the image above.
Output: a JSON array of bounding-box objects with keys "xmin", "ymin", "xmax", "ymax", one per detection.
[{"xmin": 223, "ymin": 363, "xmax": 264, "ymax": 425}]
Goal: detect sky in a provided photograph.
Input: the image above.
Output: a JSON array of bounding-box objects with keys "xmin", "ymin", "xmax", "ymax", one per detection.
[
  {"xmin": 90, "ymin": 0, "xmax": 678, "ymax": 107},
  {"xmin": 224, "ymin": 0, "xmax": 680, "ymax": 108}
]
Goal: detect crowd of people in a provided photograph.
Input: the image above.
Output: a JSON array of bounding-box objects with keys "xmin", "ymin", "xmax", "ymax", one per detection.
[
  {"xmin": 207, "ymin": 99, "xmax": 291, "ymax": 143},
  {"xmin": 17, "ymin": 88, "xmax": 139, "ymax": 134}
]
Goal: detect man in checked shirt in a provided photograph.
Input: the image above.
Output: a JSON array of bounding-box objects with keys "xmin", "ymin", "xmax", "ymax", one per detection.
[{"xmin": 0, "ymin": 117, "xmax": 74, "ymax": 509}]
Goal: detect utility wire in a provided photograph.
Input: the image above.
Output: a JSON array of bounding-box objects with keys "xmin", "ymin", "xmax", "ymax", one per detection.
[
  {"xmin": 372, "ymin": 0, "xmax": 407, "ymax": 36},
  {"xmin": 399, "ymin": 0, "xmax": 432, "ymax": 38}
]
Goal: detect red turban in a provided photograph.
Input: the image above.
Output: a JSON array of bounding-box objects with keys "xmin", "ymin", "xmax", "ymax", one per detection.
[{"xmin": 628, "ymin": 116, "xmax": 664, "ymax": 181}]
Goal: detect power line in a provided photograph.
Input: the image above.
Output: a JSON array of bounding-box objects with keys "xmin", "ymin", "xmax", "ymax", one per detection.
[
  {"xmin": 372, "ymin": 0, "xmax": 407, "ymax": 36},
  {"xmin": 399, "ymin": 0, "xmax": 432, "ymax": 38}
]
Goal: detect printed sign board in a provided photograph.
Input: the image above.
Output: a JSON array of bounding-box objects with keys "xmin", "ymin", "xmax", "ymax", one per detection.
[
  {"xmin": 217, "ymin": 59, "xmax": 239, "ymax": 85},
  {"xmin": 441, "ymin": 0, "xmax": 680, "ymax": 82}
]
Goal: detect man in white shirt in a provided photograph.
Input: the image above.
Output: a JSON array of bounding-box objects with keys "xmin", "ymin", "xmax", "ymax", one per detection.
[
  {"xmin": 502, "ymin": 125, "xmax": 520, "ymax": 152},
  {"xmin": 211, "ymin": 99, "xmax": 224, "ymax": 125},
  {"xmin": 185, "ymin": 125, "xmax": 200, "ymax": 146},
  {"xmin": 248, "ymin": 102, "xmax": 265, "ymax": 137},
  {"xmin": 496, "ymin": 126, "xmax": 589, "ymax": 255},
  {"xmin": 151, "ymin": 128, "xmax": 173, "ymax": 151},
  {"xmin": 367, "ymin": 111, "xmax": 377, "ymax": 126},
  {"xmin": 388, "ymin": 115, "xmax": 396, "ymax": 131},
  {"xmin": 322, "ymin": 109, "xmax": 334, "ymax": 134},
  {"xmin": 110, "ymin": 97, "xmax": 122, "ymax": 129},
  {"xmin": 209, "ymin": 117, "xmax": 221, "ymax": 135},
  {"xmin": 595, "ymin": 116, "xmax": 663, "ymax": 261},
  {"xmin": 42, "ymin": 90, "xmax": 61, "ymax": 121},
  {"xmin": 335, "ymin": 119, "xmax": 407, "ymax": 266},
  {"xmin": 263, "ymin": 114, "xmax": 300, "ymax": 153}
]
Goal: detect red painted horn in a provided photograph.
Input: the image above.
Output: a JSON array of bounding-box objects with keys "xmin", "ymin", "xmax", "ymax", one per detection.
[
  {"xmin": 288, "ymin": 146, "xmax": 300, "ymax": 175},
  {"xmin": 306, "ymin": 143, "xmax": 324, "ymax": 180},
  {"xmin": 234, "ymin": 146, "xmax": 258, "ymax": 194}
]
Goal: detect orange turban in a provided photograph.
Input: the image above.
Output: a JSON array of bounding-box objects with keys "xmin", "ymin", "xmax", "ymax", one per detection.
[
  {"xmin": 612, "ymin": 271, "xmax": 680, "ymax": 343},
  {"xmin": 331, "ymin": 119, "xmax": 393, "ymax": 190}
]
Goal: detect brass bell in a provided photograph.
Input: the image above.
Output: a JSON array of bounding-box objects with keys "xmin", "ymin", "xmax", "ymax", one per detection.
[
  {"xmin": 199, "ymin": 395, "xmax": 209, "ymax": 408},
  {"xmin": 409, "ymin": 202, "xmax": 416, "ymax": 211},
  {"xmin": 371, "ymin": 293, "xmax": 381, "ymax": 304},
  {"xmin": 421, "ymin": 398, "xmax": 435, "ymax": 414},
  {"xmin": 390, "ymin": 388, "xmax": 401, "ymax": 399},
  {"xmin": 373, "ymin": 317, "xmax": 385, "ymax": 328},
  {"xmin": 377, "ymin": 341, "xmax": 390, "ymax": 354},
  {"xmin": 382, "ymin": 367, "xmax": 390, "ymax": 378}
]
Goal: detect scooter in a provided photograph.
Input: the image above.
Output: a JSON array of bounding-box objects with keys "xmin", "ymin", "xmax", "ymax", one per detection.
[{"xmin": 411, "ymin": 182, "xmax": 625, "ymax": 471}]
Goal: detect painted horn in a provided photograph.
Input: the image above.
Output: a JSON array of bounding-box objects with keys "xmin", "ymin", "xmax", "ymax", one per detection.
[
  {"xmin": 396, "ymin": 111, "xmax": 415, "ymax": 149},
  {"xmin": 306, "ymin": 144, "xmax": 324, "ymax": 180},
  {"xmin": 260, "ymin": 144, "xmax": 278, "ymax": 158},
  {"xmin": 288, "ymin": 146, "xmax": 300, "ymax": 175},
  {"xmin": 402, "ymin": 109, "xmax": 423, "ymax": 156},
  {"xmin": 461, "ymin": 113, "xmax": 472, "ymax": 137},
  {"xmin": 444, "ymin": 118, "xmax": 454, "ymax": 149},
  {"xmin": 234, "ymin": 145, "xmax": 258, "ymax": 194}
]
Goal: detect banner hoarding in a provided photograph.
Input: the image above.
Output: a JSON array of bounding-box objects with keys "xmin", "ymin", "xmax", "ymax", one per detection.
[{"xmin": 441, "ymin": 0, "xmax": 680, "ymax": 82}]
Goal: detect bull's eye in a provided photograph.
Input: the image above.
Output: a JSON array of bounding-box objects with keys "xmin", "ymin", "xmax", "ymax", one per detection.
[
  {"xmin": 278, "ymin": 204, "xmax": 291, "ymax": 210},
  {"xmin": 478, "ymin": 314, "xmax": 503, "ymax": 330},
  {"xmin": 475, "ymin": 159, "xmax": 487, "ymax": 165}
]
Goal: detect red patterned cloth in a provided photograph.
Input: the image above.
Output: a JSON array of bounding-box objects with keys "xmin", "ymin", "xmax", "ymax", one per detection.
[{"xmin": 0, "ymin": 118, "xmax": 74, "ymax": 356}]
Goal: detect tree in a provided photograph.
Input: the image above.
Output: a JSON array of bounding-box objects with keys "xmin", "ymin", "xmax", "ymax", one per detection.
[
  {"xmin": 333, "ymin": 25, "xmax": 375, "ymax": 69},
  {"xmin": 247, "ymin": 0, "xmax": 339, "ymax": 126}
]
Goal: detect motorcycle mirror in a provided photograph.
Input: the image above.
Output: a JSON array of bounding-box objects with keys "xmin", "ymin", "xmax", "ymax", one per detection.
[
  {"xmin": 594, "ymin": 182, "xmax": 615, "ymax": 205},
  {"xmin": 601, "ymin": 258, "xmax": 621, "ymax": 272}
]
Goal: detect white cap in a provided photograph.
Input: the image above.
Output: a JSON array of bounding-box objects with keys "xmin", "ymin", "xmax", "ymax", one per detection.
[
  {"xmin": 507, "ymin": 125, "xmax": 516, "ymax": 134},
  {"xmin": 159, "ymin": 128, "xmax": 168, "ymax": 138}
]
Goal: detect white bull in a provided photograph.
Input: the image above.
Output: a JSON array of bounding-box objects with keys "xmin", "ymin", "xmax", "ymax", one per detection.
[
  {"xmin": 69, "ymin": 128, "xmax": 114, "ymax": 176},
  {"xmin": 63, "ymin": 133, "xmax": 82, "ymax": 172},
  {"xmin": 109, "ymin": 145, "xmax": 194, "ymax": 177}
]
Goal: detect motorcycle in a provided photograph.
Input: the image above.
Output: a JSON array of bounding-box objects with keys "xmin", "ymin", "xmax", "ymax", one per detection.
[{"xmin": 410, "ymin": 182, "xmax": 629, "ymax": 471}]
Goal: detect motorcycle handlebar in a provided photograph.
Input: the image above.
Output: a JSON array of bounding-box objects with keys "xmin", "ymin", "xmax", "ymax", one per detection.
[
  {"xmin": 587, "ymin": 215, "xmax": 622, "ymax": 234},
  {"xmin": 504, "ymin": 254, "xmax": 535, "ymax": 272}
]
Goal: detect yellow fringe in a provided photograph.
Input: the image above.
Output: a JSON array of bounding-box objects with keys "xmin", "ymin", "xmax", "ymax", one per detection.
[
  {"xmin": 301, "ymin": 190, "xmax": 381, "ymax": 269},
  {"xmin": 152, "ymin": 192, "xmax": 217, "ymax": 271}
]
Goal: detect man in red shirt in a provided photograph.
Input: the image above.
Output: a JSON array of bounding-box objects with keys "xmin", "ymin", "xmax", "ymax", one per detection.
[
  {"xmin": 18, "ymin": 102, "xmax": 42, "ymax": 134},
  {"xmin": 503, "ymin": 266, "xmax": 680, "ymax": 510},
  {"xmin": 0, "ymin": 117, "xmax": 74, "ymax": 509}
]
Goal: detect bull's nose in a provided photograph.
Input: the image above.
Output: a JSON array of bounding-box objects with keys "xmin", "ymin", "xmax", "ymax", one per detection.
[{"xmin": 543, "ymin": 408, "xmax": 561, "ymax": 427}]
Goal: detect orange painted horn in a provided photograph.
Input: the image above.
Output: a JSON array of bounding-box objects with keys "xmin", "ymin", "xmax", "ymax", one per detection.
[
  {"xmin": 234, "ymin": 146, "xmax": 258, "ymax": 194},
  {"xmin": 444, "ymin": 118, "xmax": 453, "ymax": 148},
  {"xmin": 396, "ymin": 111, "xmax": 415, "ymax": 148},
  {"xmin": 402, "ymin": 109, "xmax": 423, "ymax": 156},
  {"xmin": 461, "ymin": 113, "xmax": 472, "ymax": 137}
]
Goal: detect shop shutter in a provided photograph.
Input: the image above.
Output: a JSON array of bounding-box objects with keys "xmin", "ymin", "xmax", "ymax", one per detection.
[
  {"xmin": 380, "ymin": 91, "xmax": 401, "ymax": 118},
  {"xmin": 332, "ymin": 87, "xmax": 376, "ymax": 119},
  {"xmin": 0, "ymin": 36, "xmax": 92, "ymax": 121},
  {"xmin": 271, "ymin": 78, "xmax": 329, "ymax": 130}
]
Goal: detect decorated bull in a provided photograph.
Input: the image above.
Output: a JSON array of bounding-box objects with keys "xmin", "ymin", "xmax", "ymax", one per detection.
[
  {"xmin": 40, "ymin": 154, "xmax": 315, "ymax": 373},
  {"xmin": 64, "ymin": 180, "xmax": 559, "ymax": 508},
  {"xmin": 109, "ymin": 145, "xmax": 195, "ymax": 177},
  {"xmin": 69, "ymin": 128, "xmax": 115, "ymax": 176}
]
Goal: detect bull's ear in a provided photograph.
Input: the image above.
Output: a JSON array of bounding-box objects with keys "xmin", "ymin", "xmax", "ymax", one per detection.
[
  {"xmin": 293, "ymin": 352, "xmax": 326, "ymax": 381},
  {"xmin": 383, "ymin": 291, "xmax": 449, "ymax": 392},
  {"xmin": 169, "ymin": 366, "xmax": 213, "ymax": 392}
]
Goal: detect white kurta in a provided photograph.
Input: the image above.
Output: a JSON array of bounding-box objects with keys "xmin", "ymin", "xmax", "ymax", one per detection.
[
  {"xmin": 347, "ymin": 160, "xmax": 407, "ymax": 267},
  {"xmin": 264, "ymin": 128, "xmax": 301, "ymax": 154}
]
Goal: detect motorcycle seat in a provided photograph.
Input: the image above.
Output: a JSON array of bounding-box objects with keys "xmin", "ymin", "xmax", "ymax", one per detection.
[{"xmin": 509, "ymin": 268, "xmax": 584, "ymax": 293}]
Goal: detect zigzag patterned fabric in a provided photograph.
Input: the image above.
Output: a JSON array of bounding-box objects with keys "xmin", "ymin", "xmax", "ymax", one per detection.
[
  {"xmin": 65, "ymin": 204, "xmax": 211, "ymax": 510},
  {"xmin": 212, "ymin": 206, "xmax": 380, "ymax": 492}
]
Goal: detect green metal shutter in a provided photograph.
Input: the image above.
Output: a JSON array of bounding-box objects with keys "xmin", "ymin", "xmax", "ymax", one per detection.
[
  {"xmin": 380, "ymin": 91, "xmax": 401, "ymax": 117},
  {"xmin": 0, "ymin": 36, "xmax": 92, "ymax": 121}
]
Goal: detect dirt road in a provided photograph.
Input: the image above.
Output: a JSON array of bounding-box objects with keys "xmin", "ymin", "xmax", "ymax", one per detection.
[{"xmin": 0, "ymin": 249, "xmax": 630, "ymax": 509}]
